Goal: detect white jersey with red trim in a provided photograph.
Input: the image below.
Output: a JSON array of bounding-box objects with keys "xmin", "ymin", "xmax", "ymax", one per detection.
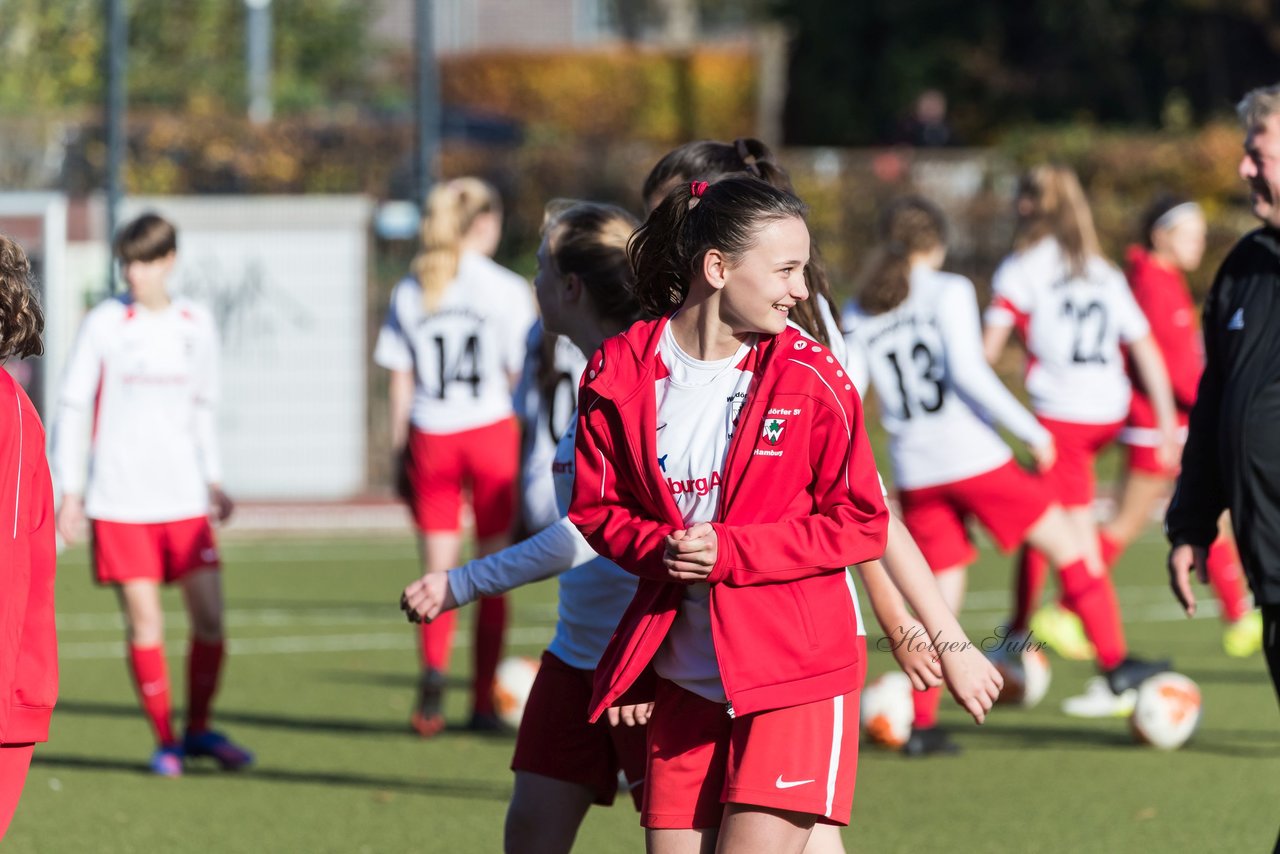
[
  {"xmin": 984, "ymin": 237, "xmax": 1150, "ymax": 424},
  {"xmin": 843, "ymin": 266, "xmax": 1051, "ymax": 490},
  {"xmin": 649, "ymin": 322, "xmax": 866, "ymax": 703},
  {"xmin": 513, "ymin": 320, "xmax": 586, "ymax": 533},
  {"xmin": 52, "ymin": 296, "xmax": 221, "ymax": 523},
  {"xmin": 374, "ymin": 252, "xmax": 536, "ymax": 434}
]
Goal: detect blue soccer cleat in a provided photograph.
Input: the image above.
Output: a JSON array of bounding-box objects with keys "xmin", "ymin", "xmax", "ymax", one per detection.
[
  {"xmin": 149, "ymin": 743, "xmax": 184, "ymax": 778},
  {"xmin": 183, "ymin": 729, "xmax": 254, "ymax": 771}
]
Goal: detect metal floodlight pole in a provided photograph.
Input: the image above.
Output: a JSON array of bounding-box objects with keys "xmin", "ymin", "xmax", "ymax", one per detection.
[
  {"xmin": 414, "ymin": 0, "xmax": 441, "ymax": 210},
  {"xmin": 245, "ymin": 0, "xmax": 273, "ymax": 124},
  {"xmin": 105, "ymin": 0, "xmax": 127, "ymax": 294}
]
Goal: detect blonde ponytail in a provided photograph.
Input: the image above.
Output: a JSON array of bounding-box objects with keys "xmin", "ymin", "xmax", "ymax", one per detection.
[{"xmin": 411, "ymin": 177, "xmax": 500, "ymax": 311}]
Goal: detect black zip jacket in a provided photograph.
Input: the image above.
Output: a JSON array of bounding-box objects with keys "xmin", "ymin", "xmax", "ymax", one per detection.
[{"xmin": 1166, "ymin": 227, "xmax": 1280, "ymax": 606}]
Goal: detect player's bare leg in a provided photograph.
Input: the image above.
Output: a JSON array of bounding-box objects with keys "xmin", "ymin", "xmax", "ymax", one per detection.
[
  {"xmin": 800, "ymin": 824, "xmax": 846, "ymax": 854},
  {"xmin": 647, "ymin": 827, "xmax": 717, "ymax": 854},
  {"xmin": 503, "ymin": 771, "xmax": 595, "ymax": 854},
  {"xmin": 715, "ymin": 805, "xmax": 815, "ymax": 854},
  {"xmin": 1102, "ymin": 470, "xmax": 1168, "ymax": 553},
  {"xmin": 413, "ymin": 531, "xmax": 463, "ymax": 736}
]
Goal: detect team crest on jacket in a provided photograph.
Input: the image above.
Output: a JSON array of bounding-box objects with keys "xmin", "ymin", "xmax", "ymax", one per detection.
[{"xmin": 762, "ymin": 417, "xmax": 786, "ymax": 445}]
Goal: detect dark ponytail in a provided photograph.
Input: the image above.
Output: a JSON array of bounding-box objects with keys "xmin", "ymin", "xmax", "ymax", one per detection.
[
  {"xmin": 858, "ymin": 196, "xmax": 947, "ymax": 315},
  {"xmin": 642, "ymin": 138, "xmax": 838, "ymax": 345},
  {"xmin": 629, "ymin": 176, "xmax": 807, "ymax": 319}
]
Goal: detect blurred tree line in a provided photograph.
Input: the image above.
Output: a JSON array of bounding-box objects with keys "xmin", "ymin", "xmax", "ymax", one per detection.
[
  {"xmin": 0, "ymin": 0, "xmax": 385, "ymax": 115},
  {"xmin": 773, "ymin": 0, "xmax": 1280, "ymax": 144}
]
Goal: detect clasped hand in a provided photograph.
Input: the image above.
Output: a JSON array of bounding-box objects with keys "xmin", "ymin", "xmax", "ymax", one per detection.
[{"xmin": 664, "ymin": 523, "xmax": 718, "ymax": 582}]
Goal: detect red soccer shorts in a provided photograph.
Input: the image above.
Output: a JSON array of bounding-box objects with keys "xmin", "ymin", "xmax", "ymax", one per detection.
[
  {"xmin": 510, "ymin": 651, "xmax": 647, "ymax": 808},
  {"xmin": 1119, "ymin": 423, "xmax": 1188, "ymax": 477},
  {"xmin": 1037, "ymin": 416, "xmax": 1124, "ymax": 507},
  {"xmin": 91, "ymin": 516, "xmax": 220, "ymax": 585},
  {"xmin": 405, "ymin": 417, "xmax": 518, "ymax": 538},
  {"xmin": 643, "ymin": 640, "xmax": 864, "ymax": 830},
  {"xmin": 897, "ymin": 460, "xmax": 1055, "ymax": 571}
]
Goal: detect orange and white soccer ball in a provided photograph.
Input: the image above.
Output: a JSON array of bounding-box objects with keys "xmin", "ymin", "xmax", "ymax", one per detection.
[
  {"xmin": 992, "ymin": 647, "xmax": 1052, "ymax": 709},
  {"xmin": 492, "ymin": 656, "xmax": 541, "ymax": 729},
  {"xmin": 1129, "ymin": 672, "xmax": 1202, "ymax": 750},
  {"xmin": 860, "ymin": 671, "xmax": 913, "ymax": 748}
]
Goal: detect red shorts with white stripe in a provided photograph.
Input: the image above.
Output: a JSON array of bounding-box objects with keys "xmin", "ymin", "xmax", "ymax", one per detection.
[
  {"xmin": 897, "ymin": 460, "xmax": 1054, "ymax": 572},
  {"xmin": 1037, "ymin": 416, "xmax": 1124, "ymax": 507},
  {"xmin": 91, "ymin": 516, "xmax": 220, "ymax": 585},
  {"xmin": 405, "ymin": 417, "xmax": 518, "ymax": 538},
  {"xmin": 642, "ymin": 639, "xmax": 864, "ymax": 829},
  {"xmin": 511, "ymin": 651, "xmax": 647, "ymax": 809},
  {"xmin": 1119, "ymin": 421, "xmax": 1188, "ymax": 477}
]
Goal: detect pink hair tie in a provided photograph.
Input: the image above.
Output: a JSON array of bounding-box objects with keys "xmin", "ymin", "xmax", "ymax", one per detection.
[{"xmin": 690, "ymin": 180, "xmax": 709, "ymax": 198}]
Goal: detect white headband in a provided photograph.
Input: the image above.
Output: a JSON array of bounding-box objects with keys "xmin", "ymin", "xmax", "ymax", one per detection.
[{"xmin": 1153, "ymin": 201, "xmax": 1202, "ymax": 233}]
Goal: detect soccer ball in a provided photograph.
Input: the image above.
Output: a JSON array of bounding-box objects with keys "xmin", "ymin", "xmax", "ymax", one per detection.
[
  {"xmin": 492, "ymin": 656, "xmax": 540, "ymax": 729},
  {"xmin": 860, "ymin": 671, "xmax": 914, "ymax": 748},
  {"xmin": 1129, "ymin": 672, "xmax": 1202, "ymax": 750},
  {"xmin": 992, "ymin": 646, "xmax": 1052, "ymax": 709}
]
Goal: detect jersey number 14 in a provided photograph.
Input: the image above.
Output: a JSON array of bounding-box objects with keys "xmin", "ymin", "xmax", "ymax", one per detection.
[{"xmin": 431, "ymin": 333, "xmax": 482, "ymax": 398}]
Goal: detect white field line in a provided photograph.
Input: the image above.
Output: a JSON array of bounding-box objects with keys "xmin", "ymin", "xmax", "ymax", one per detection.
[
  {"xmin": 56, "ymin": 604, "xmax": 561, "ymax": 633},
  {"xmin": 58, "ymin": 625, "xmax": 555, "ymax": 660},
  {"xmin": 54, "ymin": 585, "xmax": 1222, "ymax": 662}
]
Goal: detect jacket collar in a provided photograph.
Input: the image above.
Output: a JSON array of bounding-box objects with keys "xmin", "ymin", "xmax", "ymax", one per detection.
[{"xmin": 585, "ymin": 313, "xmax": 798, "ymax": 402}]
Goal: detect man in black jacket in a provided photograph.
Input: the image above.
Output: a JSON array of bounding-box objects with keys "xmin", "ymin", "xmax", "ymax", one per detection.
[{"xmin": 1166, "ymin": 82, "xmax": 1280, "ymax": 708}]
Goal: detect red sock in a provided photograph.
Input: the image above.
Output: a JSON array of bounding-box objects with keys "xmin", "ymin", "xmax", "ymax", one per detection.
[
  {"xmin": 419, "ymin": 609, "xmax": 457, "ymax": 672},
  {"xmin": 1011, "ymin": 547, "xmax": 1050, "ymax": 634},
  {"xmin": 912, "ymin": 685, "xmax": 942, "ymax": 729},
  {"xmin": 471, "ymin": 595, "xmax": 507, "ymax": 716},
  {"xmin": 1058, "ymin": 560, "xmax": 1128, "ymax": 670},
  {"xmin": 128, "ymin": 644, "xmax": 175, "ymax": 746},
  {"xmin": 186, "ymin": 639, "xmax": 225, "ymax": 734},
  {"xmin": 1098, "ymin": 531, "xmax": 1123, "ymax": 570},
  {"xmin": 1207, "ymin": 539, "xmax": 1250, "ymax": 623}
]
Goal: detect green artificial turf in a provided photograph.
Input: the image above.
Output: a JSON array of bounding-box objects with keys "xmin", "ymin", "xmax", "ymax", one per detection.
[{"xmin": 6, "ymin": 531, "xmax": 1276, "ymax": 853}]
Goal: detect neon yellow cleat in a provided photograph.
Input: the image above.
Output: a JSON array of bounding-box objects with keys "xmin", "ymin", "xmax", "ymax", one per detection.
[
  {"xmin": 1223, "ymin": 609, "xmax": 1263, "ymax": 658},
  {"xmin": 1030, "ymin": 603, "xmax": 1095, "ymax": 661}
]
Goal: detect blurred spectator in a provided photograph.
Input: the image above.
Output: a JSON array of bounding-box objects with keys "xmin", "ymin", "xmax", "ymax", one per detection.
[{"xmin": 896, "ymin": 89, "xmax": 954, "ymax": 147}]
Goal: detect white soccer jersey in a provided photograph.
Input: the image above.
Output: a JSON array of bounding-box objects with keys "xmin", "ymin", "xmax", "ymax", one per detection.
[
  {"xmin": 984, "ymin": 237, "xmax": 1150, "ymax": 424},
  {"xmin": 513, "ymin": 321, "xmax": 586, "ymax": 533},
  {"xmin": 374, "ymin": 252, "xmax": 536, "ymax": 434},
  {"xmin": 52, "ymin": 296, "xmax": 222, "ymax": 523},
  {"xmin": 650, "ymin": 322, "xmax": 757, "ymax": 704},
  {"xmin": 843, "ymin": 267, "xmax": 1051, "ymax": 491},
  {"xmin": 444, "ymin": 412, "xmax": 639, "ymax": 671}
]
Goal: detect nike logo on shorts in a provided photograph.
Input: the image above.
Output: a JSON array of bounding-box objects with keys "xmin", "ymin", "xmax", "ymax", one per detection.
[{"xmin": 775, "ymin": 775, "xmax": 814, "ymax": 789}]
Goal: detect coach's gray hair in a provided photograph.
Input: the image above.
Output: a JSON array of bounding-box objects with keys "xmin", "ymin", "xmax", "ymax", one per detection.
[{"xmin": 1237, "ymin": 83, "xmax": 1280, "ymax": 129}]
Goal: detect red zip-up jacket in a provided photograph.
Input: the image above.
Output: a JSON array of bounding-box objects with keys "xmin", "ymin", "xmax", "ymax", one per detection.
[
  {"xmin": 0, "ymin": 369, "xmax": 58, "ymax": 745},
  {"xmin": 569, "ymin": 317, "xmax": 889, "ymax": 720},
  {"xmin": 1125, "ymin": 246, "xmax": 1203, "ymax": 432}
]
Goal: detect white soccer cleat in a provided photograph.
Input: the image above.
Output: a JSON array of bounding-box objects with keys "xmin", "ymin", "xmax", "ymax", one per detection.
[{"xmin": 1061, "ymin": 676, "xmax": 1136, "ymax": 719}]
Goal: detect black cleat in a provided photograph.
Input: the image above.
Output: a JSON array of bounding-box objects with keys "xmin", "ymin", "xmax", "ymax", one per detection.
[
  {"xmin": 467, "ymin": 712, "xmax": 506, "ymax": 733},
  {"xmin": 410, "ymin": 667, "xmax": 447, "ymax": 738},
  {"xmin": 1104, "ymin": 657, "xmax": 1171, "ymax": 695},
  {"xmin": 902, "ymin": 726, "xmax": 962, "ymax": 758}
]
